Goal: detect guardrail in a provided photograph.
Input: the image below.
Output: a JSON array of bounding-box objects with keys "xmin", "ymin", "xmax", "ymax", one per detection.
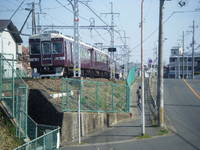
[{"xmin": 147, "ymin": 75, "xmax": 158, "ymax": 125}]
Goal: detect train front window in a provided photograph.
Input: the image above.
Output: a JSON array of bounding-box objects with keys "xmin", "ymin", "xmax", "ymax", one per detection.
[
  {"xmin": 53, "ymin": 42, "xmax": 63, "ymax": 54},
  {"xmin": 30, "ymin": 42, "xmax": 40, "ymax": 54},
  {"xmin": 42, "ymin": 42, "xmax": 51, "ymax": 54}
]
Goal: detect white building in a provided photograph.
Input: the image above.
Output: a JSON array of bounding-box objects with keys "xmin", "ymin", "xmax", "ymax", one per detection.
[
  {"xmin": 0, "ymin": 20, "xmax": 23, "ymax": 69},
  {"xmin": 168, "ymin": 46, "xmax": 200, "ymax": 79}
]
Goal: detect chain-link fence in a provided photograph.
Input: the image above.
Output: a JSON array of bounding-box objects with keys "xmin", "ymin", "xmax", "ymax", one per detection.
[
  {"xmin": 61, "ymin": 78, "xmax": 131, "ymax": 113},
  {"xmin": 0, "ymin": 54, "xmax": 60, "ymax": 150},
  {"xmin": 0, "ymin": 53, "xmax": 29, "ymax": 139},
  {"xmin": 13, "ymin": 127, "xmax": 60, "ymax": 150}
]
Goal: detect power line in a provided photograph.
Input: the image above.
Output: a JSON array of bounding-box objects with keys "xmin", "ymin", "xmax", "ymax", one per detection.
[
  {"xmin": 132, "ymin": 9, "xmax": 200, "ymax": 50},
  {"xmin": 9, "ymin": 0, "xmax": 26, "ymax": 20}
]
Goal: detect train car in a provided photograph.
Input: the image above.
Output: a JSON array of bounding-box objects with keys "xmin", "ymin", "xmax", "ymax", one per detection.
[{"xmin": 29, "ymin": 31, "xmax": 111, "ymax": 78}]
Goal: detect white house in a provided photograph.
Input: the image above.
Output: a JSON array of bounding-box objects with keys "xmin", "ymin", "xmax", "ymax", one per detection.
[
  {"xmin": 0, "ymin": 20, "xmax": 23, "ymax": 77},
  {"xmin": 0, "ymin": 20, "xmax": 23, "ymax": 68}
]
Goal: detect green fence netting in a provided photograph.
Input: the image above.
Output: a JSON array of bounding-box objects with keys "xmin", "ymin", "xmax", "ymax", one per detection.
[
  {"xmin": 61, "ymin": 78, "xmax": 131, "ymax": 113},
  {"xmin": 13, "ymin": 127, "xmax": 60, "ymax": 150},
  {"xmin": 0, "ymin": 53, "xmax": 29, "ymax": 139},
  {"xmin": 127, "ymin": 67, "xmax": 137, "ymax": 87},
  {"xmin": 0, "ymin": 53, "xmax": 60, "ymax": 150}
]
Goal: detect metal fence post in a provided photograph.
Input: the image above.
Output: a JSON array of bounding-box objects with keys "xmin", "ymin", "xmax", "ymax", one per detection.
[
  {"xmin": 78, "ymin": 90, "xmax": 81, "ymax": 144},
  {"xmin": 25, "ymin": 86, "xmax": 28, "ymax": 138},
  {"xmin": 12, "ymin": 56, "xmax": 15, "ymax": 117},
  {"xmin": 0, "ymin": 55, "xmax": 2, "ymax": 100},
  {"xmin": 112, "ymin": 84, "xmax": 115, "ymax": 112},
  {"xmin": 96, "ymin": 82, "xmax": 99, "ymax": 111},
  {"xmin": 126, "ymin": 85, "xmax": 130, "ymax": 112}
]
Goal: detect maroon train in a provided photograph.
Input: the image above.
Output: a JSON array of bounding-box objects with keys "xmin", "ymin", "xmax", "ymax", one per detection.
[{"xmin": 29, "ymin": 31, "xmax": 119, "ymax": 78}]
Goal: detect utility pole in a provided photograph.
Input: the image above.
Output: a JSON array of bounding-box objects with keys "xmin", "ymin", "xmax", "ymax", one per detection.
[
  {"xmin": 178, "ymin": 49, "xmax": 180, "ymax": 79},
  {"xmin": 182, "ymin": 31, "xmax": 185, "ymax": 79},
  {"xmin": 141, "ymin": 0, "xmax": 145, "ymax": 135},
  {"xmin": 157, "ymin": 0, "xmax": 164, "ymax": 127},
  {"xmin": 101, "ymin": 2, "xmax": 120, "ymax": 79},
  {"xmin": 36, "ymin": 0, "xmax": 42, "ymax": 33},
  {"xmin": 122, "ymin": 31, "xmax": 129, "ymax": 78},
  {"xmin": 31, "ymin": 2, "xmax": 36, "ymax": 35},
  {"xmin": 192, "ymin": 20, "xmax": 195, "ymax": 79},
  {"xmin": 73, "ymin": 0, "xmax": 81, "ymax": 77}
]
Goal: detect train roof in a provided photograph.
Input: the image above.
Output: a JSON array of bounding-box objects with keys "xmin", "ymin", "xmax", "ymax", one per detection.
[{"xmin": 29, "ymin": 32, "xmax": 109, "ymax": 56}]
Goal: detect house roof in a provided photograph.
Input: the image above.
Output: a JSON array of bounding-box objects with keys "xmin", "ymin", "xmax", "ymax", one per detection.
[{"xmin": 0, "ymin": 20, "xmax": 23, "ymax": 43}]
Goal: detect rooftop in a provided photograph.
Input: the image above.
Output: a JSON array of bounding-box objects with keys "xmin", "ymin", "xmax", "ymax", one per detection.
[{"xmin": 0, "ymin": 20, "xmax": 23, "ymax": 43}]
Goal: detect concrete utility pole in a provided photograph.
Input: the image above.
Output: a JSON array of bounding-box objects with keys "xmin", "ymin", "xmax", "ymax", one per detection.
[
  {"xmin": 73, "ymin": 0, "xmax": 81, "ymax": 77},
  {"xmin": 31, "ymin": 2, "xmax": 36, "ymax": 35},
  {"xmin": 178, "ymin": 49, "xmax": 180, "ymax": 79},
  {"xmin": 157, "ymin": 0, "xmax": 164, "ymax": 127},
  {"xmin": 182, "ymin": 31, "xmax": 185, "ymax": 79},
  {"xmin": 192, "ymin": 20, "xmax": 195, "ymax": 79},
  {"xmin": 141, "ymin": 0, "xmax": 145, "ymax": 135}
]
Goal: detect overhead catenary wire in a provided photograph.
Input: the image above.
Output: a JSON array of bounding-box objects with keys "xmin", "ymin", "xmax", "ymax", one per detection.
[
  {"xmin": 55, "ymin": 0, "xmax": 89, "ymax": 22},
  {"xmin": 94, "ymin": 29, "xmax": 107, "ymax": 42},
  {"xmin": 79, "ymin": 1, "xmax": 109, "ymax": 26},
  {"xmin": 79, "ymin": 1, "xmax": 126, "ymax": 45}
]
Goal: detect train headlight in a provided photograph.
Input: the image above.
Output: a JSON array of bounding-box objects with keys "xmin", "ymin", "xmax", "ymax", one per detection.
[{"xmin": 55, "ymin": 57, "xmax": 65, "ymax": 60}]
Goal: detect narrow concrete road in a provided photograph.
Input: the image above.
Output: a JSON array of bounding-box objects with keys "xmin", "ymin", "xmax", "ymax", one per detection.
[{"xmin": 61, "ymin": 79, "xmax": 200, "ymax": 150}]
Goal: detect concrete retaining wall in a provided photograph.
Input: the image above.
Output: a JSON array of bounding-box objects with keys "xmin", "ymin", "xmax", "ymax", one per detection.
[{"xmin": 61, "ymin": 112, "xmax": 132, "ymax": 145}]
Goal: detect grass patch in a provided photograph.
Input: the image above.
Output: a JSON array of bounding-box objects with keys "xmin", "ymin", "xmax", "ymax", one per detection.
[
  {"xmin": 137, "ymin": 134, "xmax": 152, "ymax": 139},
  {"xmin": 158, "ymin": 128, "xmax": 169, "ymax": 136},
  {"xmin": 0, "ymin": 108, "xmax": 24, "ymax": 150}
]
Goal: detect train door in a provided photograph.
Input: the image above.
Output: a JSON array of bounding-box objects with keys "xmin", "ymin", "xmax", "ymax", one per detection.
[{"xmin": 41, "ymin": 41, "xmax": 53, "ymax": 66}]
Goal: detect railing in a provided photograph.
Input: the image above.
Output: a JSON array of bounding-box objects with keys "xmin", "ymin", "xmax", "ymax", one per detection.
[
  {"xmin": 13, "ymin": 127, "xmax": 60, "ymax": 150},
  {"xmin": 0, "ymin": 53, "xmax": 60, "ymax": 150},
  {"xmin": 0, "ymin": 53, "xmax": 29, "ymax": 139},
  {"xmin": 61, "ymin": 78, "xmax": 131, "ymax": 113}
]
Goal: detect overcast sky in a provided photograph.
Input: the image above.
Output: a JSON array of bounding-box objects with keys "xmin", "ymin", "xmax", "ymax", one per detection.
[{"xmin": 0, "ymin": 0, "xmax": 200, "ymax": 64}]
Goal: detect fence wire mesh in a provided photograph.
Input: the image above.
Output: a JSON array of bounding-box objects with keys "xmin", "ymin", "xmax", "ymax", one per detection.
[
  {"xmin": 61, "ymin": 78, "xmax": 131, "ymax": 113},
  {"xmin": 0, "ymin": 54, "xmax": 29, "ymax": 139},
  {"xmin": 13, "ymin": 127, "xmax": 60, "ymax": 150},
  {"xmin": 0, "ymin": 54, "xmax": 60, "ymax": 150}
]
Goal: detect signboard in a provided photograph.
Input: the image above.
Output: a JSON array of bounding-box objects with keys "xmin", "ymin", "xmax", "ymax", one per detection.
[{"xmin": 108, "ymin": 48, "xmax": 116, "ymax": 52}]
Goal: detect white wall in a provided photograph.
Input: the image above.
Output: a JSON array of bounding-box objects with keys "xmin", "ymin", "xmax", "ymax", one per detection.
[
  {"xmin": 0, "ymin": 29, "xmax": 18, "ymax": 76},
  {"xmin": 0, "ymin": 29, "xmax": 17, "ymax": 60}
]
